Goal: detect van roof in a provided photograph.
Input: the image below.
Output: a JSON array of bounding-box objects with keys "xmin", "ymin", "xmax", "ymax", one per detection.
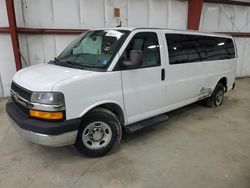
[{"xmin": 92, "ymin": 27, "xmax": 232, "ymax": 38}]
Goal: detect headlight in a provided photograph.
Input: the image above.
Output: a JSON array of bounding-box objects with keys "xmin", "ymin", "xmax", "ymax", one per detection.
[
  {"xmin": 31, "ymin": 92, "xmax": 65, "ymax": 106},
  {"xmin": 30, "ymin": 92, "xmax": 65, "ymax": 120}
]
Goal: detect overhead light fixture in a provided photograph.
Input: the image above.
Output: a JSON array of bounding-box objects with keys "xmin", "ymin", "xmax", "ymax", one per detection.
[{"xmin": 218, "ymin": 42, "xmax": 225, "ymax": 46}]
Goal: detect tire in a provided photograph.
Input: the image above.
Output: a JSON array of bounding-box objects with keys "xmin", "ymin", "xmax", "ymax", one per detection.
[
  {"xmin": 74, "ymin": 108, "xmax": 122, "ymax": 157},
  {"xmin": 205, "ymin": 83, "xmax": 225, "ymax": 108}
]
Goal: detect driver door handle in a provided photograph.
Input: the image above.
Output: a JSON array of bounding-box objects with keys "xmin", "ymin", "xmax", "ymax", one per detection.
[{"xmin": 161, "ymin": 69, "xmax": 165, "ymax": 81}]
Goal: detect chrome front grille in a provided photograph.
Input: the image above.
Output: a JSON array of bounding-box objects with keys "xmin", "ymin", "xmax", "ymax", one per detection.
[
  {"xmin": 10, "ymin": 82, "xmax": 32, "ymax": 115},
  {"xmin": 11, "ymin": 82, "xmax": 32, "ymax": 101}
]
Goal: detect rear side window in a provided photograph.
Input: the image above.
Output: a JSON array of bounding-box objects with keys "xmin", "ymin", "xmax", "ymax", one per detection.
[
  {"xmin": 185, "ymin": 35, "xmax": 203, "ymax": 63},
  {"xmin": 165, "ymin": 34, "xmax": 187, "ymax": 65},
  {"xmin": 202, "ymin": 36, "xmax": 235, "ymax": 61},
  {"xmin": 165, "ymin": 34, "xmax": 235, "ymax": 65}
]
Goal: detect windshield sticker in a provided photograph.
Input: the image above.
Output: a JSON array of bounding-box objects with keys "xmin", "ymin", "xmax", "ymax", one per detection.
[
  {"xmin": 98, "ymin": 59, "xmax": 107, "ymax": 65},
  {"xmin": 105, "ymin": 30, "xmax": 123, "ymax": 40}
]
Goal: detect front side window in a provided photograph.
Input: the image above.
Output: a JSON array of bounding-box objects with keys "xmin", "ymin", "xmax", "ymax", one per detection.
[
  {"xmin": 54, "ymin": 30, "xmax": 129, "ymax": 70},
  {"xmin": 118, "ymin": 32, "xmax": 160, "ymax": 69}
]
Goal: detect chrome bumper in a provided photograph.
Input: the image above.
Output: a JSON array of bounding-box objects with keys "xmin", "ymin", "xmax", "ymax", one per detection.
[{"xmin": 8, "ymin": 116, "xmax": 78, "ymax": 147}]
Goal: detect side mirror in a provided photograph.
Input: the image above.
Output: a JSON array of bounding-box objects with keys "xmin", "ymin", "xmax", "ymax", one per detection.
[{"xmin": 123, "ymin": 50, "xmax": 143, "ymax": 68}]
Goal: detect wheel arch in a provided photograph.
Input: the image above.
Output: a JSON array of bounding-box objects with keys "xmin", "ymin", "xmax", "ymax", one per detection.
[
  {"xmin": 79, "ymin": 101, "xmax": 126, "ymax": 126},
  {"xmin": 217, "ymin": 77, "xmax": 228, "ymax": 92}
]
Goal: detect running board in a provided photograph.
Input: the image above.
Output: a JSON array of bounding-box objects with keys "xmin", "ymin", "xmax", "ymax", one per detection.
[{"xmin": 124, "ymin": 114, "xmax": 168, "ymax": 134}]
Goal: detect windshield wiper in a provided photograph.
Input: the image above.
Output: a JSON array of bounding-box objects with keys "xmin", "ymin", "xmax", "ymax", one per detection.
[
  {"xmin": 50, "ymin": 57, "xmax": 104, "ymax": 69},
  {"xmin": 48, "ymin": 57, "xmax": 59, "ymax": 65},
  {"xmin": 55, "ymin": 60, "xmax": 86, "ymax": 70},
  {"xmin": 48, "ymin": 57, "xmax": 58, "ymax": 65},
  {"xmin": 49, "ymin": 58, "xmax": 84, "ymax": 69}
]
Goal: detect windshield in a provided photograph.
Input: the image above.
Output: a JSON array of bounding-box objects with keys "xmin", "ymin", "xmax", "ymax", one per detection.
[{"xmin": 54, "ymin": 29, "xmax": 129, "ymax": 70}]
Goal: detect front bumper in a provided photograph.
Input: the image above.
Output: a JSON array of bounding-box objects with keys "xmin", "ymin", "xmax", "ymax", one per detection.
[{"xmin": 6, "ymin": 100, "xmax": 81, "ymax": 147}]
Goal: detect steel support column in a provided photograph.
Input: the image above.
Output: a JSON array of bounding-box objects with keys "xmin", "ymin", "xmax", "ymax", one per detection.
[
  {"xmin": 5, "ymin": 0, "xmax": 22, "ymax": 71},
  {"xmin": 187, "ymin": 0, "xmax": 204, "ymax": 30}
]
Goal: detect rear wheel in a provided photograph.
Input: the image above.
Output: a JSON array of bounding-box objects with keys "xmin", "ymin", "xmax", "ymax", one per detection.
[
  {"xmin": 74, "ymin": 108, "xmax": 122, "ymax": 157},
  {"xmin": 205, "ymin": 83, "xmax": 225, "ymax": 108}
]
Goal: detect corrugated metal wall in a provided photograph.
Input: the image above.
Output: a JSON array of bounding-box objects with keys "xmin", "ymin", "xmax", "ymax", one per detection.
[
  {"xmin": 0, "ymin": 0, "xmax": 15, "ymax": 98},
  {"xmin": 15, "ymin": 0, "xmax": 188, "ymax": 68},
  {"xmin": 0, "ymin": 0, "xmax": 250, "ymax": 97},
  {"xmin": 200, "ymin": 2, "xmax": 250, "ymax": 77}
]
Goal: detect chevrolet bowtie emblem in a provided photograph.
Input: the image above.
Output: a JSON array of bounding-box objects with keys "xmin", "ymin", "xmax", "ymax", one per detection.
[{"xmin": 14, "ymin": 92, "xmax": 19, "ymax": 102}]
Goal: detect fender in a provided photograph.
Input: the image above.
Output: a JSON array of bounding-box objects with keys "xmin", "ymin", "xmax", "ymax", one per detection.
[{"xmin": 78, "ymin": 100, "xmax": 128, "ymax": 125}]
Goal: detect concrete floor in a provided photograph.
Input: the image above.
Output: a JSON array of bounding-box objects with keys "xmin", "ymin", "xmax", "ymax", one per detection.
[{"xmin": 0, "ymin": 78, "xmax": 249, "ymax": 188}]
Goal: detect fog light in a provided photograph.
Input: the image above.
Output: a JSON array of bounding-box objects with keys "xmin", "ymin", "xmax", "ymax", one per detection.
[{"xmin": 29, "ymin": 109, "xmax": 64, "ymax": 120}]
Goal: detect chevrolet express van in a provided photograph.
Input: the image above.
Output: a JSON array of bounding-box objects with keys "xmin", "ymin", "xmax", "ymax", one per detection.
[{"xmin": 6, "ymin": 28, "xmax": 236, "ymax": 157}]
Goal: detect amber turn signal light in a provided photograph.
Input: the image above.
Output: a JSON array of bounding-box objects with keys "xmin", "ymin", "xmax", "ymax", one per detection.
[{"xmin": 29, "ymin": 109, "xmax": 64, "ymax": 120}]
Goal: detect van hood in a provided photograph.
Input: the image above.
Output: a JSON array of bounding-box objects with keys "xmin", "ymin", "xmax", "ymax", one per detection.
[{"xmin": 13, "ymin": 63, "xmax": 92, "ymax": 91}]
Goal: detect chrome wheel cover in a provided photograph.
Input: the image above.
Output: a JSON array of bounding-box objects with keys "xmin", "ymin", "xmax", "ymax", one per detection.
[
  {"xmin": 215, "ymin": 90, "xmax": 224, "ymax": 106},
  {"xmin": 82, "ymin": 121, "xmax": 112, "ymax": 150}
]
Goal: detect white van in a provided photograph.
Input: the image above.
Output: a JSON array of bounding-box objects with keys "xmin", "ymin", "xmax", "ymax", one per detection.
[{"xmin": 6, "ymin": 28, "xmax": 236, "ymax": 157}]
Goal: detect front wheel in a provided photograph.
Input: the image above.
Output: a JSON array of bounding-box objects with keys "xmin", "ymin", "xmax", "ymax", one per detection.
[
  {"xmin": 205, "ymin": 83, "xmax": 225, "ymax": 108},
  {"xmin": 74, "ymin": 108, "xmax": 122, "ymax": 157}
]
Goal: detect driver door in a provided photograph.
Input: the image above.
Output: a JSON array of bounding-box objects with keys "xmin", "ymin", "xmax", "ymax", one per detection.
[{"xmin": 117, "ymin": 31, "xmax": 167, "ymax": 124}]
